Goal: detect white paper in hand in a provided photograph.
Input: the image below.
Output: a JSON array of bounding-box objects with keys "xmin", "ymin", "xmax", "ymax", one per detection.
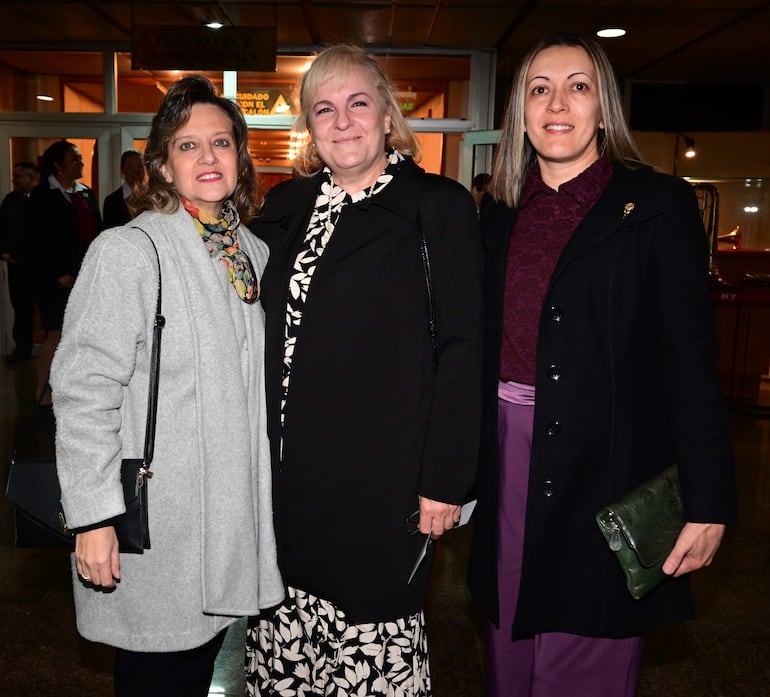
[{"xmin": 407, "ymin": 499, "xmax": 477, "ymax": 583}]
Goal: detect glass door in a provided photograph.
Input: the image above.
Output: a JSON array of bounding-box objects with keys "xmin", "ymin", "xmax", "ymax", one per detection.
[
  {"xmin": 460, "ymin": 129, "xmax": 500, "ymax": 188},
  {"xmin": 0, "ymin": 123, "xmax": 127, "ymax": 204}
]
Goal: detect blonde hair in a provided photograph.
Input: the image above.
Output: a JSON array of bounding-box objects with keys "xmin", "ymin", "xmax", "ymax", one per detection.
[
  {"xmin": 292, "ymin": 43, "xmax": 421, "ymax": 177},
  {"xmin": 490, "ymin": 33, "xmax": 644, "ymax": 208}
]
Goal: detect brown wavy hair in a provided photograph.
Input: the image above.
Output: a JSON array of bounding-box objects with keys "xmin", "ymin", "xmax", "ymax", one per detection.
[{"xmin": 131, "ymin": 75, "xmax": 259, "ymax": 223}]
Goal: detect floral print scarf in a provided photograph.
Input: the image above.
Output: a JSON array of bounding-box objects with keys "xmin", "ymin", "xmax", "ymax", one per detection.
[{"xmin": 182, "ymin": 197, "xmax": 259, "ymax": 303}]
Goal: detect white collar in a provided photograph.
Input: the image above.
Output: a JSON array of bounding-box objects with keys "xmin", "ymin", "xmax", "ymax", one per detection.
[{"xmin": 48, "ymin": 173, "xmax": 87, "ymax": 194}]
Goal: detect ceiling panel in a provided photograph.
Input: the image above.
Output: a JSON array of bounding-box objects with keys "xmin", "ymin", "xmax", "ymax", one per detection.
[
  {"xmin": 272, "ymin": 7, "xmax": 316, "ymax": 45},
  {"xmin": 0, "ymin": 0, "xmax": 768, "ymax": 86},
  {"xmin": 312, "ymin": 6, "xmax": 399, "ymax": 45},
  {"xmin": 429, "ymin": 8, "xmax": 517, "ymax": 48},
  {"xmin": 493, "ymin": 1, "xmax": 770, "ymax": 83}
]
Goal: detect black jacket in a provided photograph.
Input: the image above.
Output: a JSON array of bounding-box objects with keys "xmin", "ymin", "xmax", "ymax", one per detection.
[
  {"xmin": 0, "ymin": 191, "xmax": 34, "ymax": 262},
  {"xmin": 253, "ymin": 157, "xmax": 483, "ymax": 622},
  {"xmin": 102, "ymin": 186, "xmax": 132, "ymax": 229},
  {"xmin": 468, "ymin": 163, "xmax": 737, "ymax": 637},
  {"xmin": 32, "ymin": 182, "xmax": 103, "ymax": 280}
]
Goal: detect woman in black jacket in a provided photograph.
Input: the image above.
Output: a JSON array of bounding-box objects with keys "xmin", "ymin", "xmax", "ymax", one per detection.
[
  {"xmin": 467, "ymin": 33, "xmax": 737, "ymax": 697},
  {"xmin": 32, "ymin": 140, "xmax": 102, "ymax": 407},
  {"xmin": 246, "ymin": 43, "xmax": 482, "ymax": 696}
]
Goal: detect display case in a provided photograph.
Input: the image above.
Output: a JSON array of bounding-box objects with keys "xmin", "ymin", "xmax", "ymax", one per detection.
[{"xmin": 692, "ymin": 177, "xmax": 770, "ymax": 404}]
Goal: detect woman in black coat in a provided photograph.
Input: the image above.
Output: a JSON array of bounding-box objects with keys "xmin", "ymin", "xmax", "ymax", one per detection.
[
  {"xmin": 32, "ymin": 140, "xmax": 102, "ymax": 407},
  {"xmin": 466, "ymin": 33, "xmax": 737, "ymax": 697},
  {"xmin": 245, "ymin": 44, "xmax": 482, "ymax": 696}
]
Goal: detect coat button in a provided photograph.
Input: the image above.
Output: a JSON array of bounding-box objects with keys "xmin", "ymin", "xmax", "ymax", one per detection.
[
  {"xmin": 549, "ymin": 305, "xmax": 563, "ymax": 322},
  {"xmin": 545, "ymin": 420, "xmax": 561, "ymax": 436},
  {"xmin": 548, "ymin": 365, "xmax": 562, "ymax": 381},
  {"xmin": 543, "ymin": 479, "xmax": 556, "ymax": 497}
]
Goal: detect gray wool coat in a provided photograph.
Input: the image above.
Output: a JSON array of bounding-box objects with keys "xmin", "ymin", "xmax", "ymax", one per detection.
[{"xmin": 50, "ymin": 206, "xmax": 283, "ymax": 652}]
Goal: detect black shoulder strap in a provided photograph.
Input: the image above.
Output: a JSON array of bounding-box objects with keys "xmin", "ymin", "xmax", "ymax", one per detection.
[
  {"xmin": 131, "ymin": 227, "xmax": 165, "ymax": 469},
  {"xmin": 416, "ymin": 208, "xmax": 439, "ymax": 373}
]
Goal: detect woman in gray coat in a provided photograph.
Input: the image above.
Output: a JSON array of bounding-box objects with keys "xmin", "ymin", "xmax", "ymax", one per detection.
[{"xmin": 50, "ymin": 75, "xmax": 283, "ymax": 696}]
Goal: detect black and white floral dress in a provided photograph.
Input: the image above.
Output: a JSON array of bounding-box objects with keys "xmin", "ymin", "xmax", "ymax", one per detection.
[{"xmin": 246, "ymin": 149, "xmax": 432, "ymax": 696}]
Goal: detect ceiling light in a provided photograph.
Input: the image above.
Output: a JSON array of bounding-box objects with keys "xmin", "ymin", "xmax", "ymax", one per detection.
[
  {"xmin": 683, "ymin": 136, "xmax": 696, "ymax": 158},
  {"xmin": 36, "ymin": 94, "xmax": 54, "ymax": 102},
  {"xmin": 596, "ymin": 28, "xmax": 626, "ymax": 38},
  {"xmin": 204, "ymin": 20, "xmax": 224, "ymax": 30}
]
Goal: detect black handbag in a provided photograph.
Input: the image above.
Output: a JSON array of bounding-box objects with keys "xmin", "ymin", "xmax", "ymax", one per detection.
[
  {"xmin": 595, "ymin": 465, "xmax": 685, "ymax": 599},
  {"xmin": 5, "ymin": 228, "xmax": 164, "ymax": 554}
]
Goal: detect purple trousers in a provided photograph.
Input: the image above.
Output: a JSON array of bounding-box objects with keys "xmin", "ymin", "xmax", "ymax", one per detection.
[{"xmin": 486, "ymin": 383, "xmax": 643, "ymax": 697}]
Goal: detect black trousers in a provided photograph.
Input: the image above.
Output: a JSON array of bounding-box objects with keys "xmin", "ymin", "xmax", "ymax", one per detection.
[
  {"xmin": 113, "ymin": 628, "xmax": 227, "ymax": 697},
  {"xmin": 6, "ymin": 263, "xmax": 35, "ymax": 356}
]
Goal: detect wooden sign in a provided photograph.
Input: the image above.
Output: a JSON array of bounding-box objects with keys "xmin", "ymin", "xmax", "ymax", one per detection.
[{"xmin": 131, "ymin": 25, "xmax": 276, "ymax": 72}]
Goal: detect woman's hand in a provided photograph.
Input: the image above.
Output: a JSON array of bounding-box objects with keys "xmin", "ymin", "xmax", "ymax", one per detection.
[
  {"xmin": 418, "ymin": 495, "xmax": 461, "ymax": 540},
  {"xmin": 662, "ymin": 522, "xmax": 726, "ymax": 577},
  {"xmin": 75, "ymin": 527, "xmax": 121, "ymax": 589}
]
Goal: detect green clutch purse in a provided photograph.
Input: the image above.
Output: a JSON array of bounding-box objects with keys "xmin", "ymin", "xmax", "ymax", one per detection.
[{"xmin": 595, "ymin": 465, "xmax": 684, "ymax": 599}]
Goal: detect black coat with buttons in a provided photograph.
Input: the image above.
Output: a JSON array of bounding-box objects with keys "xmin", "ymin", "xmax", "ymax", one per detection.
[{"xmin": 467, "ymin": 163, "xmax": 737, "ymax": 638}]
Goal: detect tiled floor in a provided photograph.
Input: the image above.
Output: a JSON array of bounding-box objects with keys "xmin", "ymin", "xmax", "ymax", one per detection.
[{"xmin": 1, "ymin": 354, "xmax": 768, "ymax": 696}]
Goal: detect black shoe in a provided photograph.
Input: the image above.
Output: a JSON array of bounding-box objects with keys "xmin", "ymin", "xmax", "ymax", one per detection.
[{"xmin": 5, "ymin": 351, "xmax": 31, "ymax": 365}]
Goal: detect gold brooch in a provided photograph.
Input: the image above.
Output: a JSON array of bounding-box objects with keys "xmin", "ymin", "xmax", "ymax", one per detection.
[{"xmin": 623, "ymin": 202, "xmax": 635, "ymax": 219}]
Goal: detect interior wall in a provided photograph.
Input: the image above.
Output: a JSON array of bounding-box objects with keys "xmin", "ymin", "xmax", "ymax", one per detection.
[
  {"xmin": 634, "ymin": 131, "xmax": 770, "ymax": 179},
  {"xmin": 63, "ymin": 85, "xmax": 102, "ymax": 114},
  {"xmin": 411, "ymin": 93, "xmax": 445, "ymax": 176},
  {"xmin": 634, "ymin": 131, "xmax": 770, "ymax": 251}
]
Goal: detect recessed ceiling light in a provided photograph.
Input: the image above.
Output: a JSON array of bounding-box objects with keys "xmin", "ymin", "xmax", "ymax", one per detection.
[
  {"xmin": 36, "ymin": 94, "xmax": 54, "ymax": 102},
  {"xmin": 596, "ymin": 28, "xmax": 626, "ymax": 38},
  {"xmin": 204, "ymin": 20, "xmax": 224, "ymax": 29}
]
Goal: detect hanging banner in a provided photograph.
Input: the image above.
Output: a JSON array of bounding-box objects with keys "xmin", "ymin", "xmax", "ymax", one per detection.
[{"xmin": 131, "ymin": 25, "xmax": 276, "ymax": 72}]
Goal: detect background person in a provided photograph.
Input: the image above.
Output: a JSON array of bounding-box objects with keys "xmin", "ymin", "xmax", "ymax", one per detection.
[
  {"xmin": 102, "ymin": 148, "xmax": 146, "ymax": 228},
  {"xmin": 467, "ymin": 33, "xmax": 737, "ymax": 697},
  {"xmin": 0, "ymin": 161, "xmax": 39, "ymax": 364},
  {"xmin": 245, "ymin": 43, "xmax": 482, "ymax": 696},
  {"xmin": 32, "ymin": 141, "xmax": 103, "ymax": 408},
  {"xmin": 471, "ymin": 171, "xmax": 491, "ymax": 215},
  {"xmin": 50, "ymin": 75, "xmax": 283, "ymax": 697}
]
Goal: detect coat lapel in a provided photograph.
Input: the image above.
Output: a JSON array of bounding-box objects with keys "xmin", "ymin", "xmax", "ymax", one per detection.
[{"xmin": 550, "ymin": 164, "xmax": 666, "ymax": 285}]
